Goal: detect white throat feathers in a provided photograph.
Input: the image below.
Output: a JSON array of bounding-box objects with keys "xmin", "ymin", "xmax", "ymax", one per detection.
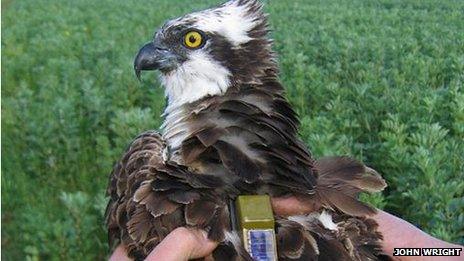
[{"xmin": 160, "ymin": 51, "xmax": 231, "ymax": 112}]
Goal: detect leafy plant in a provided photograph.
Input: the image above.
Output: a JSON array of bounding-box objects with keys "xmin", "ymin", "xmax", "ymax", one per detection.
[{"xmin": 2, "ymin": 0, "xmax": 463, "ymax": 259}]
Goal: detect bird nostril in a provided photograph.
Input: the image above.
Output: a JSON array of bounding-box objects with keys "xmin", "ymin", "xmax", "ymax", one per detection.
[{"xmin": 154, "ymin": 45, "xmax": 169, "ymax": 52}]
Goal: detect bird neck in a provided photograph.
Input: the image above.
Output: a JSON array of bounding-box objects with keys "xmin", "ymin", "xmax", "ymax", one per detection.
[{"xmin": 160, "ymin": 78, "xmax": 297, "ymax": 166}]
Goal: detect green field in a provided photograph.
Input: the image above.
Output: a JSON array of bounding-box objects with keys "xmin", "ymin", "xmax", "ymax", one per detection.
[{"xmin": 2, "ymin": 0, "xmax": 463, "ymax": 259}]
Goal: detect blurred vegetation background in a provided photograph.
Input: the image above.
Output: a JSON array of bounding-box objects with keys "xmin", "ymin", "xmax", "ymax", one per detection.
[{"xmin": 2, "ymin": 0, "xmax": 463, "ymax": 259}]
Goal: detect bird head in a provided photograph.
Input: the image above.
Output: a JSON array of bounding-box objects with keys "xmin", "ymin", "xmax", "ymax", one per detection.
[{"xmin": 134, "ymin": 0, "xmax": 276, "ymax": 109}]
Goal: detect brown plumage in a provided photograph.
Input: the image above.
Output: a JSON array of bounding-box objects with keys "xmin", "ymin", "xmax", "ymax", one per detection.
[{"xmin": 106, "ymin": 0, "xmax": 388, "ymax": 260}]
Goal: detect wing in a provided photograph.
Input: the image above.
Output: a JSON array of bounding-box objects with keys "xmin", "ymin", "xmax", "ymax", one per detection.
[
  {"xmin": 276, "ymin": 213, "xmax": 388, "ymax": 261},
  {"xmin": 105, "ymin": 131, "xmax": 165, "ymax": 253},
  {"xmin": 105, "ymin": 131, "xmax": 251, "ymax": 260},
  {"xmin": 177, "ymin": 83, "xmax": 386, "ymax": 214},
  {"xmin": 173, "ymin": 83, "xmax": 388, "ymax": 261}
]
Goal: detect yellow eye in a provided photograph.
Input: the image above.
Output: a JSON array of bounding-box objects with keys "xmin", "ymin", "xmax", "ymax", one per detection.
[{"xmin": 184, "ymin": 31, "xmax": 204, "ymax": 49}]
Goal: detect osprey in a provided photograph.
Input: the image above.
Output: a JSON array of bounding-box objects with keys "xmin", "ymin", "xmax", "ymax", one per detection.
[{"xmin": 106, "ymin": 0, "xmax": 388, "ymax": 260}]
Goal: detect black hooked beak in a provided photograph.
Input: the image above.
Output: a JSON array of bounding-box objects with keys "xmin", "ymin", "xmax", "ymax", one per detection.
[{"xmin": 134, "ymin": 42, "xmax": 177, "ymax": 80}]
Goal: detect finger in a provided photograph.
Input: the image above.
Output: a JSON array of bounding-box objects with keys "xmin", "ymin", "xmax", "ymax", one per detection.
[
  {"xmin": 373, "ymin": 210, "xmax": 464, "ymax": 261},
  {"xmin": 145, "ymin": 227, "xmax": 218, "ymax": 261},
  {"xmin": 271, "ymin": 196, "xmax": 317, "ymax": 216}
]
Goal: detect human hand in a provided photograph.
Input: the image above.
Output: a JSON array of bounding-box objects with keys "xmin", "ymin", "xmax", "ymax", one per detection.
[
  {"xmin": 110, "ymin": 197, "xmax": 463, "ymax": 260},
  {"xmin": 109, "ymin": 227, "xmax": 217, "ymax": 261},
  {"xmin": 272, "ymin": 197, "xmax": 464, "ymax": 261},
  {"xmin": 108, "ymin": 197, "xmax": 302, "ymax": 261}
]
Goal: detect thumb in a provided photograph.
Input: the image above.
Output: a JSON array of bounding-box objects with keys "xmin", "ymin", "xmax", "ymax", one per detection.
[{"xmin": 145, "ymin": 227, "xmax": 218, "ymax": 261}]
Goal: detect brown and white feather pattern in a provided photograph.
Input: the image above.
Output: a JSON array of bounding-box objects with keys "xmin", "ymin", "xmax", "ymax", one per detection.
[
  {"xmin": 106, "ymin": 0, "xmax": 388, "ymax": 260},
  {"xmin": 106, "ymin": 85, "xmax": 388, "ymax": 260},
  {"xmin": 106, "ymin": 131, "xmax": 251, "ymax": 260}
]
